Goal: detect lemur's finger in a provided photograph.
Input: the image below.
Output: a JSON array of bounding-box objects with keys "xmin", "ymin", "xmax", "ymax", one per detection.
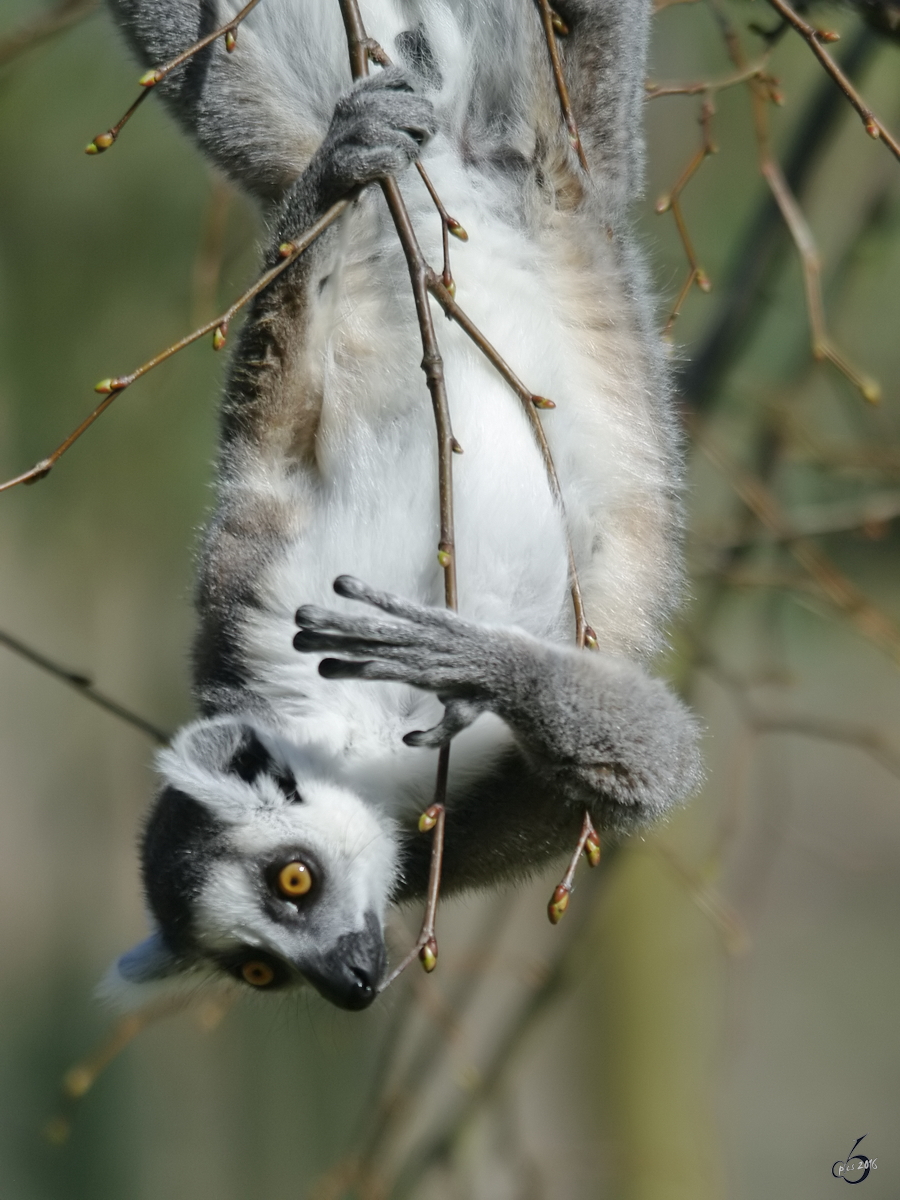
[
  {"xmin": 318, "ymin": 658, "xmax": 412, "ymax": 682},
  {"xmin": 332, "ymin": 576, "xmax": 458, "ymax": 628},
  {"xmin": 403, "ymin": 699, "xmax": 482, "ymax": 748},
  {"xmin": 355, "ymin": 65, "xmax": 415, "ymax": 94},
  {"xmin": 293, "ymin": 628, "xmax": 424, "ymax": 656},
  {"xmin": 294, "ymin": 604, "xmax": 417, "ymax": 643}
]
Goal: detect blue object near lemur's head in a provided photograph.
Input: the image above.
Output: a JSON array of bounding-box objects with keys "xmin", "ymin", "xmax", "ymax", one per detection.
[{"xmin": 100, "ymin": 718, "xmax": 395, "ymax": 1013}]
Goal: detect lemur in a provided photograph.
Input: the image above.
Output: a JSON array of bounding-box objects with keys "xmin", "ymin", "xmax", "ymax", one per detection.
[{"xmin": 103, "ymin": 0, "xmax": 702, "ymax": 1013}]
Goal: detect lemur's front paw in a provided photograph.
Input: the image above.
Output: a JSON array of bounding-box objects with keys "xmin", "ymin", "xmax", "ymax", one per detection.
[
  {"xmin": 313, "ymin": 68, "xmax": 436, "ymax": 205},
  {"xmin": 293, "ymin": 577, "xmax": 505, "ymax": 747}
]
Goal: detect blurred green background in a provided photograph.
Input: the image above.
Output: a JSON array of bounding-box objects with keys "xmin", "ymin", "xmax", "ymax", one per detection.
[{"xmin": 0, "ymin": 1, "xmax": 898, "ymax": 1196}]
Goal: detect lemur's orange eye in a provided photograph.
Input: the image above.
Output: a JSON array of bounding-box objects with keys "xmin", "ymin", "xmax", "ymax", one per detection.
[
  {"xmin": 277, "ymin": 860, "xmax": 313, "ymax": 897},
  {"xmin": 241, "ymin": 960, "xmax": 275, "ymax": 987}
]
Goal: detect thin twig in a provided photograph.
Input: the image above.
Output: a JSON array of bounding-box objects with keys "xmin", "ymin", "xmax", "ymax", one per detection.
[
  {"xmin": 0, "ymin": 0, "xmax": 97, "ymax": 69},
  {"xmin": 378, "ymin": 803, "xmax": 446, "ymax": 989},
  {"xmin": 705, "ymin": 489, "xmax": 900, "ymax": 547},
  {"xmin": 652, "ymin": 842, "xmax": 749, "ymax": 954},
  {"xmin": 761, "ymin": 157, "xmax": 880, "ymax": 402},
  {"xmin": 534, "ymin": 0, "xmax": 589, "ymax": 171},
  {"xmin": 0, "ymin": 628, "xmax": 169, "ymax": 743},
  {"xmin": 361, "ymin": 36, "xmax": 469, "ymax": 289},
  {"xmin": 698, "ymin": 655, "xmax": 900, "ymax": 782},
  {"xmin": 681, "ymin": 26, "xmax": 879, "ymax": 409},
  {"xmin": 691, "ymin": 419, "xmax": 900, "ymax": 664},
  {"xmin": 85, "ymin": 0, "xmax": 263, "ymax": 153},
  {"xmin": 191, "ymin": 175, "xmax": 234, "ymax": 324},
  {"xmin": 338, "ymin": 0, "xmax": 457, "ymax": 989},
  {"xmin": 0, "ymin": 200, "xmax": 349, "ymax": 493},
  {"xmin": 388, "ymin": 865, "xmax": 610, "ymax": 1200},
  {"xmin": 426, "ymin": 279, "xmax": 592, "ymax": 646},
  {"xmin": 546, "ymin": 809, "xmax": 600, "ymax": 923},
  {"xmin": 646, "ymin": 56, "xmax": 773, "ymax": 99},
  {"xmin": 706, "ymin": 0, "xmax": 880, "ymax": 402},
  {"xmin": 656, "ymin": 97, "xmax": 716, "ymax": 333},
  {"xmin": 765, "ymin": 0, "xmax": 900, "ymax": 163}
]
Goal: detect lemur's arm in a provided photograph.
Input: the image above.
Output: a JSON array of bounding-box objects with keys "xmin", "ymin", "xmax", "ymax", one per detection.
[
  {"xmin": 107, "ymin": 0, "xmax": 350, "ymax": 201},
  {"xmin": 294, "ymin": 578, "xmax": 703, "ymax": 834}
]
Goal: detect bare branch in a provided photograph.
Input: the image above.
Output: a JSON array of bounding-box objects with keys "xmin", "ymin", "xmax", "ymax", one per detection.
[
  {"xmin": 765, "ymin": 0, "xmax": 900, "ymax": 163},
  {"xmin": 0, "ymin": 0, "xmax": 97, "ymax": 69},
  {"xmin": 534, "ymin": 0, "xmax": 590, "ymax": 172},
  {"xmin": 691, "ymin": 420, "xmax": 900, "ymax": 664},
  {"xmin": 655, "ymin": 97, "xmax": 716, "ymax": 333},
  {"xmin": 0, "ymin": 199, "xmax": 350, "ymax": 493},
  {"xmin": 85, "ymin": 0, "xmax": 263, "ymax": 153},
  {"xmin": 705, "ymin": 0, "xmax": 881, "ymax": 403},
  {"xmin": 0, "ymin": 628, "xmax": 169, "ymax": 743}
]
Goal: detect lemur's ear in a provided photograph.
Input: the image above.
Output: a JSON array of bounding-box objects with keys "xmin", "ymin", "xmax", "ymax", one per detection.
[
  {"xmin": 116, "ymin": 930, "xmax": 179, "ymax": 983},
  {"xmin": 97, "ymin": 930, "xmax": 198, "ymax": 1013}
]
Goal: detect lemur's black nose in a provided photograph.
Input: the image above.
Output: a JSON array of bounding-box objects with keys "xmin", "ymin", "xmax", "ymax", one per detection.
[{"xmin": 300, "ymin": 914, "xmax": 385, "ymax": 1011}]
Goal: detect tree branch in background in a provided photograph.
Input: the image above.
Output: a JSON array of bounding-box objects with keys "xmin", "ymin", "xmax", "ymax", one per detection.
[
  {"xmin": 654, "ymin": 96, "xmax": 716, "ymax": 333},
  {"xmin": 190, "ymin": 175, "xmax": 234, "ymax": 324},
  {"xmin": 705, "ymin": 3, "xmax": 879, "ymax": 402},
  {"xmin": 692, "ymin": 421, "xmax": 900, "ymax": 664},
  {"xmin": 765, "ymin": 0, "xmax": 900, "ymax": 162},
  {"xmin": 0, "ymin": 0, "xmax": 97, "ymax": 69},
  {"xmin": 0, "ymin": 199, "xmax": 350, "ymax": 493},
  {"xmin": 0, "ymin": 628, "xmax": 169, "ymax": 743},
  {"xmin": 681, "ymin": 24, "xmax": 880, "ymax": 408}
]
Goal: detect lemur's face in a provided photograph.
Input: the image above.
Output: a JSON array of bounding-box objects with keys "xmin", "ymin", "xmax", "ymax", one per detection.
[{"xmin": 105, "ymin": 720, "xmax": 397, "ymax": 1012}]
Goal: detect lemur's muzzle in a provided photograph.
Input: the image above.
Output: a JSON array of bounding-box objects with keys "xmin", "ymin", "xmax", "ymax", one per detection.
[{"xmin": 299, "ymin": 913, "xmax": 386, "ymax": 1011}]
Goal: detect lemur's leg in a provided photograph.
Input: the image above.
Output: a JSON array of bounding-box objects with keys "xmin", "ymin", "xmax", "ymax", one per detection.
[
  {"xmin": 294, "ymin": 578, "xmax": 703, "ymax": 826},
  {"xmin": 556, "ymin": 0, "xmax": 652, "ymax": 213}
]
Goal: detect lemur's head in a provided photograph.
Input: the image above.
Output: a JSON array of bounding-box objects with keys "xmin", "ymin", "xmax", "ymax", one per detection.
[{"xmin": 103, "ymin": 718, "xmax": 397, "ymax": 1012}]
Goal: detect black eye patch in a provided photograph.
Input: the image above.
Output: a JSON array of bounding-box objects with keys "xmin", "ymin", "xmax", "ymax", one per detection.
[{"xmin": 229, "ymin": 730, "xmax": 301, "ymax": 801}]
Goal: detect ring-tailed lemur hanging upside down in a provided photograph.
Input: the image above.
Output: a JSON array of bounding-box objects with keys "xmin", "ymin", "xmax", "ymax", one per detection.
[{"xmin": 104, "ymin": 0, "xmax": 702, "ymax": 1012}]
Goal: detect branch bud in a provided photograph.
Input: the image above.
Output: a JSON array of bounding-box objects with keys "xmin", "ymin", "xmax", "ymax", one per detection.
[
  {"xmin": 585, "ymin": 831, "xmax": 601, "ymax": 868},
  {"xmin": 861, "ymin": 377, "xmax": 881, "ymax": 405},
  {"xmin": 225, "ymin": 29, "xmax": 238, "ymax": 52},
  {"xmin": 447, "ymin": 219, "xmax": 468, "ymax": 242},
  {"xmin": 419, "ymin": 938, "xmax": 438, "ymax": 972},
  {"xmin": 63, "ymin": 1066, "xmax": 94, "ymax": 1099},
  {"xmin": 865, "ymin": 119, "xmax": 880, "ymax": 140},
  {"xmin": 816, "ymin": 28, "xmax": 840, "ymax": 42},
  {"xmin": 278, "ymin": 241, "xmax": 295, "ymax": 258},
  {"xmin": 437, "ymin": 547, "xmax": 452, "ymax": 568},
  {"xmin": 43, "ymin": 1117, "xmax": 71, "ymax": 1146},
  {"xmin": 451, "ymin": 438, "xmax": 464, "ymax": 454},
  {"xmin": 550, "ymin": 9, "xmax": 570, "ymax": 35},
  {"xmin": 547, "ymin": 884, "xmax": 569, "ymax": 924},
  {"xmin": 23, "ymin": 459, "xmax": 52, "ymax": 485},
  {"xmin": 418, "ymin": 805, "xmax": 441, "ymax": 833},
  {"xmin": 695, "ymin": 269, "xmax": 712, "ymax": 293},
  {"xmin": 85, "ymin": 131, "xmax": 115, "ymax": 155},
  {"xmin": 655, "ymin": 194, "xmax": 671, "ymax": 215},
  {"xmin": 212, "ymin": 324, "xmax": 228, "ymax": 351},
  {"xmin": 583, "ymin": 626, "xmax": 599, "ymax": 650},
  {"xmin": 531, "ymin": 395, "xmax": 556, "ymax": 410},
  {"xmin": 94, "ymin": 377, "xmax": 124, "ymax": 395},
  {"xmin": 139, "ymin": 69, "xmax": 160, "ymax": 87}
]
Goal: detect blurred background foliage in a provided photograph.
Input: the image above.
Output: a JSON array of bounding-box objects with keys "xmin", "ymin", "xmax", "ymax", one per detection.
[{"xmin": 0, "ymin": 1, "xmax": 898, "ymax": 1196}]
